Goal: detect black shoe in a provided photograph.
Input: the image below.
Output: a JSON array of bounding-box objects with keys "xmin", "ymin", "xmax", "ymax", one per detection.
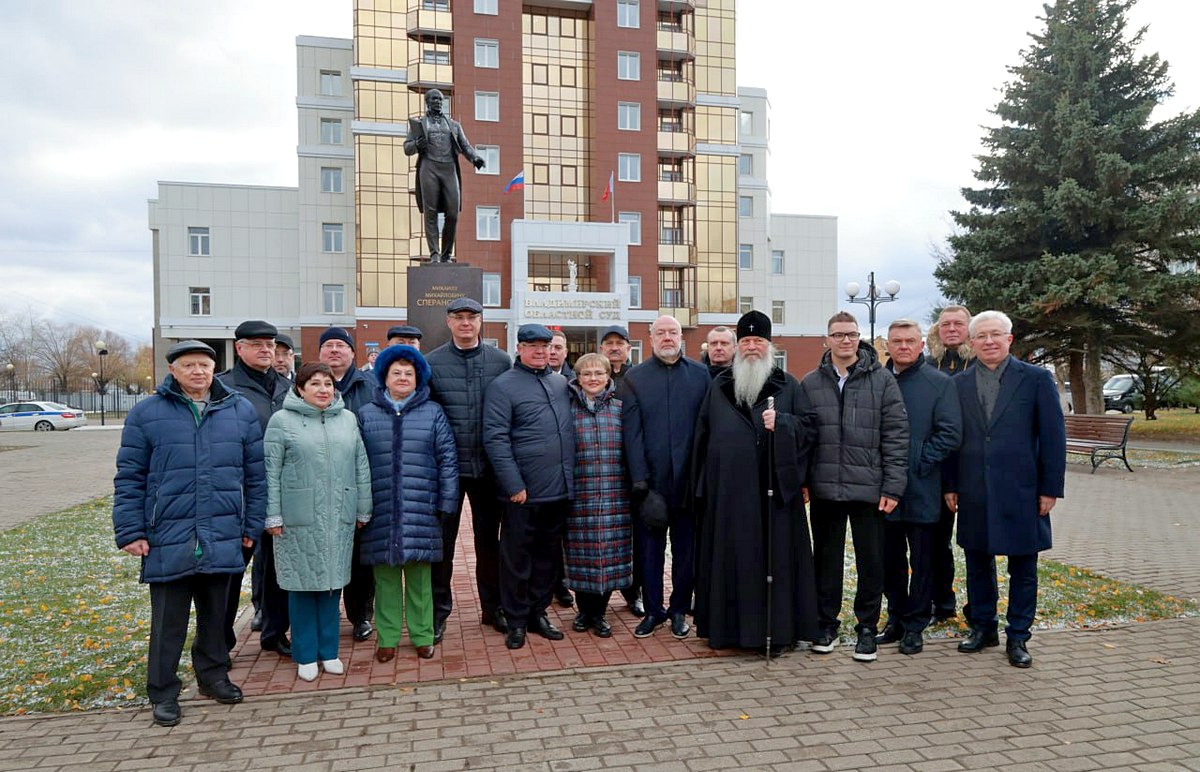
[
  {"xmin": 1006, "ymin": 639, "xmax": 1033, "ymax": 668},
  {"xmin": 852, "ymin": 629, "xmax": 877, "ymax": 662},
  {"xmin": 262, "ymin": 637, "xmax": 291, "ymax": 659},
  {"xmin": 554, "ymin": 588, "xmax": 575, "ymax": 608},
  {"xmin": 670, "ymin": 612, "xmax": 691, "ymax": 640},
  {"xmin": 957, "ymin": 628, "xmax": 1000, "ymax": 653},
  {"xmin": 633, "ymin": 614, "xmax": 665, "ymax": 638},
  {"xmin": 250, "ymin": 609, "xmax": 263, "ymax": 632},
  {"xmin": 482, "ymin": 609, "xmax": 508, "ymax": 634},
  {"xmin": 198, "ymin": 679, "xmax": 243, "ymax": 705},
  {"xmin": 628, "ymin": 597, "xmax": 646, "ymax": 618},
  {"xmin": 532, "ymin": 614, "xmax": 564, "ymax": 641},
  {"xmin": 572, "ymin": 613, "xmax": 591, "ymax": 633},
  {"xmin": 592, "ymin": 616, "xmax": 613, "ymax": 638},
  {"xmin": 152, "ymin": 700, "xmax": 181, "ymax": 727},
  {"xmin": 505, "ymin": 626, "xmax": 527, "ymax": 650},
  {"xmin": 875, "ymin": 624, "xmax": 903, "ymax": 645},
  {"xmin": 433, "ymin": 620, "xmax": 446, "ymax": 645},
  {"xmin": 352, "ymin": 620, "xmax": 374, "ymax": 642},
  {"xmin": 899, "ymin": 631, "xmax": 924, "ymax": 655},
  {"xmin": 810, "ymin": 630, "xmax": 837, "ymax": 654}
]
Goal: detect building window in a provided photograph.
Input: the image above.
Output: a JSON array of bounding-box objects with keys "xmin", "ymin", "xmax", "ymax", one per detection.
[
  {"xmin": 739, "ymin": 195, "xmax": 753, "ymax": 218},
  {"xmin": 618, "ymin": 211, "xmax": 641, "ymax": 245},
  {"xmin": 562, "ymin": 116, "xmax": 577, "ymax": 136},
  {"xmin": 188, "ymin": 226, "xmax": 210, "ymax": 256},
  {"xmin": 422, "ymin": 47, "xmax": 450, "ymax": 65},
  {"xmin": 483, "ymin": 273, "xmax": 501, "ymax": 307},
  {"xmin": 319, "ymin": 70, "xmax": 342, "ymax": 96},
  {"xmin": 531, "ymin": 63, "xmax": 549, "ymax": 84},
  {"xmin": 322, "ymin": 284, "xmax": 345, "ymax": 314},
  {"xmin": 617, "ymin": 51, "xmax": 640, "ymax": 81},
  {"xmin": 773, "ymin": 348, "xmax": 788, "ymax": 372},
  {"xmin": 629, "ymin": 340, "xmax": 644, "ymax": 365},
  {"xmin": 189, "ymin": 287, "xmax": 211, "ymax": 316},
  {"xmin": 476, "ymin": 145, "xmax": 499, "ymax": 175},
  {"xmin": 476, "ymin": 206, "xmax": 500, "ymax": 240},
  {"xmin": 617, "ymin": 0, "xmax": 639, "ymax": 28},
  {"xmin": 771, "ymin": 249, "xmax": 785, "ymax": 275},
  {"xmin": 475, "ymin": 92, "xmax": 499, "ymax": 122},
  {"xmin": 618, "ymin": 102, "xmax": 641, "ymax": 131},
  {"xmin": 322, "ymin": 223, "xmax": 344, "ymax": 253},
  {"xmin": 738, "ymin": 154, "xmax": 753, "ymax": 176},
  {"xmin": 739, "ymin": 296, "xmax": 753, "ymax": 314},
  {"xmin": 740, "ymin": 110, "xmax": 754, "ymax": 137},
  {"xmin": 320, "ymin": 118, "xmax": 342, "ymax": 145},
  {"xmin": 772, "ymin": 300, "xmax": 785, "ymax": 325},
  {"xmin": 483, "ymin": 337, "xmax": 500, "ymax": 348},
  {"xmin": 474, "ymin": 39, "xmax": 499, "ymax": 68},
  {"xmin": 618, "ymin": 153, "xmax": 641, "ymax": 182},
  {"xmin": 629, "ymin": 276, "xmax": 642, "ymax": 309},
  {"xmin": 321, "ymin": 167, "xmax": 343, "ymax": 193},
  {"xmin": 474, "ymin": 0, "xmax": 497, "ymax": 13},
  {"xmin": 422, "ymin": 0, "xmax": 449, "ymax": 8},
  {"xmin": 738, "ymin": 244, "xmax": 753, "ymax": 270}
]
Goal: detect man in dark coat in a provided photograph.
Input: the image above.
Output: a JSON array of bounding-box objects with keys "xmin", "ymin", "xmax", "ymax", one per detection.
[
  {"xmin": 483, "ymin": 323, "xmax": 575, "ymax": 650},
  {"xmin": 387, "ymin": 325, "xmax": 423, "ymax": 349},
  {"xmin": 693, "ymin": 311, "xmax": 818, "ymax": 654},
  {"xmin": 218, "ymin": 320, "xmax": 292, "ymax": 660},
  {"xmin": 801, "ymin": 311, "xmax": 909, "ymax": 663},
  {"xmin": 403, "ymin": 88, "xmax": 486, "ymax": 262},
  {"xmin": 926, "ymin": 304, "xmax": 973, "ymax": 621},
  {"xmin": 623, "ymin": 315, "xmax": 711, "ymax": 640},
  {"xmin": 273, "ymin": 334, "xmax": 295, "ymax": 380},
  {"xmin": 113, "ymin": 340, "xmax": 264, "ymax": 727},
  {"xmin": 425, "ymin": 297, "xmax": 514, "ymax": 640},
  {"xmin": 946, "ymin": 310, "xmax": 1065, "ymax": 668},
  {"xmin": 318, "ymin": 326, "xmax": 376, "ymax": 641},
  {"xmin": 878, "ymin": 319, "xmax": 962, "ymax": 655}
]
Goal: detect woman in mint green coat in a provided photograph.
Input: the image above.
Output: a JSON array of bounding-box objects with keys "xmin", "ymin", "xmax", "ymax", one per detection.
[{"xmin": 264, "ymin": 362, "xmax": 372, "ymax": 682}]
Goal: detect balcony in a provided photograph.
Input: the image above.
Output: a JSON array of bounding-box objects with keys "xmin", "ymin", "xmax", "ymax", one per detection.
[
  {"xmin": 656, "ymin": 77, "xmax": 695, "ymax": 107},
  {"xmin": 658, "ymin": 305, "xmax": 697, "ymax": 327},
  {"xmin": 657, "ymin": 241, "xmax": 696, "ymax": 266},
  {"xmin": 407, "ymin": 2, "xmax": 453, "ymax": 40},
  {"xmin": 407, "ymin": 59, "xmax": 454, "ymax": 90},
  {"xmin": 656, "ymin": 128, "xmax": 695, "ymax": 158},
  {"xmin": 657, "ymin": 179, "xmax": 696, "ymax": 204},
  {"xmin": 656, "ymin": 27, "xmax": 694, "ymax": 60},
  {"xmin": 658, "ymin": 0, "xmax": 695, "ymax": 9}
]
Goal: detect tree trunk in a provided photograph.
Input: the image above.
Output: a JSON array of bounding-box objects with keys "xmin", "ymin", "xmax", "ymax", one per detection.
[
  {"xmin": 1084, "ymin": 339, "xmax": 1105, "ymax": 415},
  {"xmin": 1068, "ymin": 350, "xmax": 1086, "ymax": 415}
]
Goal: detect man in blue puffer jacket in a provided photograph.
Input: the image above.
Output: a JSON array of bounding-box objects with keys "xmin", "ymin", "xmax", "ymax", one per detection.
[{"xmin": 113, "ymin": 340, "xmax": 266, "ymax": 728}]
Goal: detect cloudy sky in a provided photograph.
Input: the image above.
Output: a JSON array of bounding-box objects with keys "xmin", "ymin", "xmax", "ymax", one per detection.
[{"xmin": 2, "ymin": 1, "xmax": 1197, "ymax": 342}]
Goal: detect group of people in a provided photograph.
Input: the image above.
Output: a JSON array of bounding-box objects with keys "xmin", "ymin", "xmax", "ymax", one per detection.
[{"xmin": 113, "ymin": 298, "xmax": 1066, "ymax": 728}]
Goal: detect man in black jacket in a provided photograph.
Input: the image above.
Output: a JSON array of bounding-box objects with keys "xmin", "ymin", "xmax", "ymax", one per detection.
[
  {"xmin": 800, "ymin": 311, "xmax": 909, "ymax": 663},
  {"xmin": 483, "ymin": 324, "xmax": 574, "ymax": 650},
  {"xmin": 425, "ymin": 297, "xmax": 514, "ymax": 641},
  {"xmin": 218, "ymin": 320, "xmax": 292, "ymax": 660}
]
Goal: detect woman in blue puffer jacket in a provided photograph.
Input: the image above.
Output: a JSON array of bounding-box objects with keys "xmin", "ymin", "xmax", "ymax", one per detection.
[{"xmin": 357, "ymin": 345, "xmax": 459, "ymax": 663}]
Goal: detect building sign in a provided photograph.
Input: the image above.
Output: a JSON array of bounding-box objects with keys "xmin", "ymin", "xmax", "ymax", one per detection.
[{"xmin": 518, "ymin": 291, "xmax": 623, "ymax": 326}]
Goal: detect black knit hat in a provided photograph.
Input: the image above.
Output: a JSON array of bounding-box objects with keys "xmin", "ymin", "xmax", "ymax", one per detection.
[
  {"xmin": 736, "ymin": 310, "xmax": 772, "ymax": 340},
  {"xmin": 319, "ymin": 327, "xmax": 354, "ymax": 349}
]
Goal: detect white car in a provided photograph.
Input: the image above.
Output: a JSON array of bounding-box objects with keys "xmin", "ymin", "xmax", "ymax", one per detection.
[{"xmin": 0, "ymin": 401, "xmax": 89, "ymax": 431}]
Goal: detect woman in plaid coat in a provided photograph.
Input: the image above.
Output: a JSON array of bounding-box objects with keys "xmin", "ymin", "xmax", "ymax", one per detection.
[{"xmin": 565, "ymin": 353, "xmax": 633, "ymax": 637}]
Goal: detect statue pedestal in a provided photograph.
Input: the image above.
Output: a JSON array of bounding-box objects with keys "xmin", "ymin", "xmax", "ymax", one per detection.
[{"xmin": 407, "ymin": 262, "xmax": 483, "ymax": 352}]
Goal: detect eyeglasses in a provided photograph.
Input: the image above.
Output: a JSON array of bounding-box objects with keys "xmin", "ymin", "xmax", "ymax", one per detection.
[
  {"xmin": 827, "ymin": 331, "xmax": 861, "ymax": 341},
  {"xmin": 578, "ymin": 370, "xmax": 608, "ymax": 379},
  {"xmin": 971, "ymin": 331, "xmax": 1010, "ymax": 342},
  {"xmin": 238, "ymin": 340, "xmax": 275, "ymax": 350}
]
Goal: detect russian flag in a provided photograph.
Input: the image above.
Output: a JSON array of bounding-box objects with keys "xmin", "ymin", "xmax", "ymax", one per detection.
[
  {"xmin": 601, "ymin": 170, "xmax": 614, "ymax": 201},
  {"xmin": 504, "ymin": 170, "xmax": 525, "ymax": 193}
]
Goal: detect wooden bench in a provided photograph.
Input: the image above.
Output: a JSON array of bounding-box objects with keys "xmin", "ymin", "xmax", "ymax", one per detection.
[{"xmin": 1064, "ymin": 414, "xmax": 1134, "ymax": 473}]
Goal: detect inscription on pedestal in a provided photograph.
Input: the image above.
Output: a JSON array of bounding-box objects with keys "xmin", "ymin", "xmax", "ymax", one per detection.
[{"xmin": 407, "ymin": 263, "xmax": 483, "ymax": 352}]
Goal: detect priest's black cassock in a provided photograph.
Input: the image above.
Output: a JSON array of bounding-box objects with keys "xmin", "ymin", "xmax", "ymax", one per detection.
[{"xmin": 692, "ymin": 367, "xmax": 819, "ymax": 650}]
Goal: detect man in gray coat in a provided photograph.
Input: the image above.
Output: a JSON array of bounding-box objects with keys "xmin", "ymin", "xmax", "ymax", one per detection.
[{"xmin": 801, "ymin": 311, "xmax": 908, "ymax": 662}]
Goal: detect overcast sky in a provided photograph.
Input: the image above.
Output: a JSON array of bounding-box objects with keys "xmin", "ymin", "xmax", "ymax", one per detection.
[{"xmin": 2, "ymin": 1, "xmax": 1197, "ymax": 342}]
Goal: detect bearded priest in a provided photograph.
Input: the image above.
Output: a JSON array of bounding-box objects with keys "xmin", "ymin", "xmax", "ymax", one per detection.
[{"xmin": 691, "ymin": 310, "xmax": 820, "ymax": 656}]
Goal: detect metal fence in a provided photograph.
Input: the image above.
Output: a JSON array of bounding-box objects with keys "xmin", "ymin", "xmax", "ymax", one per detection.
[{"xmin": 2, "ymin": 377, "xmax": 154, "ymax": 421}]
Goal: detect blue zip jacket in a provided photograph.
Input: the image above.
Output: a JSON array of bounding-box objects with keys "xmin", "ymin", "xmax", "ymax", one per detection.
[{"xmin": 113, "ymin": 375, "xmax": 266, "ymax": 583}]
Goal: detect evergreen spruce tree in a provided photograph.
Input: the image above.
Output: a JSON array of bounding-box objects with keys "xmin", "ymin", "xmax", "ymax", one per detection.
[{"xmin": 935, "ymin": 0, "xmax": 1200, "ymax": 413}]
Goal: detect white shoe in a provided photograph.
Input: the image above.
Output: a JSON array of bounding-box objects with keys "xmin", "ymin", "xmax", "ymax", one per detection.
[
  {"xmin": 297, "ymin": 663, "xmax": 319, "ymax": 681},
  {"xmin": 321, "ymin": 658, "xmax": 345, "ymax": 675}
]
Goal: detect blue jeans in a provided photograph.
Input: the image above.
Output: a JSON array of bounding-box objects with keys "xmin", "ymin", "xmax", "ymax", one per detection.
[{"xmin": 288, "ymin": 590, "xmax": 342, "ymax": 665}]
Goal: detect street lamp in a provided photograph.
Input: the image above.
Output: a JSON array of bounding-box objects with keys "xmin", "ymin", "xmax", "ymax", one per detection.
[
  {"xmin": 4, "ymin": 363, "xmax": 14, "ymax": 404},
  {"xmin": 94, "ymin": 340, "xmax": 109, "ymax": 427},
  {"xmin": 844, "ymin": 272, "xmax": 901, "ymax": 344}
]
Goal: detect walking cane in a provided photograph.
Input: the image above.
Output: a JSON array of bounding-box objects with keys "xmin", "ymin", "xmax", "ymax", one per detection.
[{"xmin": 765, "ymin": 396, "xmax": 775, "ymax": 665}]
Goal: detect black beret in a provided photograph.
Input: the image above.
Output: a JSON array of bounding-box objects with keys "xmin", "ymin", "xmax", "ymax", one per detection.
[
  {"xmin": 234, "ymin": 319, "xmax": 277, "ymax": 340},
  {"xmin": 387, "ymin": 325, "xmax": 424, "ymax": 340},
  {"xmin": 517, "ymin": 324, "xmax": 553, "ymax": 343},
  {"xmin": 737, "ymin": 310, "xmax": 772, "ymax": 341},
  {"xmin": 600, "ymin": 324, "xmax": 630, "ymax": 343},
  {"xmin": 274, "ymin": 334, "xmax": 295, "ymax": 350},
  {"xmin": 319, "ymin": 327, "xmax": 355, "ymax": 349},
  {"xmin": 166, "ymin": 340, "xmax": 217, "ymax": 364},
  {"xmin": 446, "ymin": 297, "xmax": 483, "ymax": 314}
]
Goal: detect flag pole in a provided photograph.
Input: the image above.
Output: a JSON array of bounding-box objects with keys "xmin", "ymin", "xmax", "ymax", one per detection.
[{"xmin": 610, "ymin": 170, "xmax": 615, "ymax": 223}]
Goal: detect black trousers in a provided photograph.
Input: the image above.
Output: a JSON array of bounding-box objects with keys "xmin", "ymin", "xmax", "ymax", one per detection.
[
  {"xmin": 575, "ymin": 590, "xmax": 612, "ymax": 619},
  {"xmin": 930, "ymin": 499, "xmax": 958, "ymax": 616},
  {"xmin": 637, "ymin": 506, "xmax": 695, "ymax": 620},
  {"xmin": 343, "ymin": 529, "xmax": 375, "ymax": 626},
  {"xmin": 225, "ymin": 537, "xmax": 289, "ymax": 650},
  {"xmin": 883, "ymin": 520, "xmax": 933, "ymax": 633},
  {"xmin": 419, "ymin": 160, "xmax": 460, "ymax": 258},
  {"xmin": 432, "ymin": 474, "xmax": 504, "ymax": 625},
  {"xmin": 149, "ymin": 573, "xmax": 229, "ymax": 704},
  {"xmin": 810, "ymin": 499, "xmax": 885, "ymax": 635},
  {"xmin": 499, "ymin": 498, "xmax": 569, "ymax": 626},
  {"xmin": 965, "ymin": 550, "xmax": 1039, "ymax": 643},
  {"xmin": 250, "ymin": 537, "xmax": 264, "ymax": 611}
]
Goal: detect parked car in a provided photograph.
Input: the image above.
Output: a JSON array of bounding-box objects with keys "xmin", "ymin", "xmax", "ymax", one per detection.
[
  {"xmin": 1103, "ymin": 374, "xmax": 1142, "ymax": 413},
  {"xmin": 0, "ymin": 401, "xmax": 89, "ymax": 431}
]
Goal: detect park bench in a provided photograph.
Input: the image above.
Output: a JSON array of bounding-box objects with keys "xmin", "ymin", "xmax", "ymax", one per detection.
[{"xmin": 1064, "ymin": 414, "xmax": 1134, "ymax": 473}]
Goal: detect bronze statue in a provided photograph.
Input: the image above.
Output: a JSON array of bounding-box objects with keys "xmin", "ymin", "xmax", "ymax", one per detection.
[{"xmin": 404, "ymin": 89, "xmax": 486, "ymax": 263}]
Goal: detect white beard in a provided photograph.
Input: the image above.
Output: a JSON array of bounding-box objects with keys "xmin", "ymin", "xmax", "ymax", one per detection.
[{"xmin": 732, "ymin": 345, "xmax": 776, "ymax": 408}]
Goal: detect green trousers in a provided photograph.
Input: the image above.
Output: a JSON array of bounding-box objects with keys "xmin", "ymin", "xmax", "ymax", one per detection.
[{"xmin": 373, "ymin": 563, "xmax": 434, "ymax": 647}]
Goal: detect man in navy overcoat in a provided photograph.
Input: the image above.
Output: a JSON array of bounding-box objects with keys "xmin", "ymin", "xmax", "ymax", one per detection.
[{"xmin": 944, "ymin": 310, "xmax": 1066, "ymax": 668}]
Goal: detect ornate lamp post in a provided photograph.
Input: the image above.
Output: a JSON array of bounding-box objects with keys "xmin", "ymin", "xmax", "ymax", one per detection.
[
  {"xmin": 844, "ymin": 272, "xmax": 901, "ymax": 345},
  {"xmin": 4, "ymin": 363, "xmax": 14, "ymax": 404},
  {"xmin": 93, "ymin": 340, "xmax": 110, "ymax": 427}
]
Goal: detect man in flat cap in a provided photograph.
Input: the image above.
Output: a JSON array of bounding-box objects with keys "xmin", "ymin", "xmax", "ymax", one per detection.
[
  {"xmin": 599, "ymin": 325, "xmax": 633, "ymax": 386},
  {"xmin": 113, "ymin": 340, "xmax": 265, "ymax": 726},
  {"xmin": 218, "ymin": 321, "xmax": 292, "ymax": 660},
  {"xmin": 317, "ymin": 327, "xmax": 376, "ymax": 641},
  {"xmin": 483, "ymin": 323, "xmax": 574, "ymax": 649},
  {"xmin": 693, "ymin": 311, "xmax": 819, "ymax": 655},
  {"xmin": 387, "ymin": 325, "xmax": 424, "ymax": 349},
  {"xmin": 425, "ymin": 297, "xmax": 514, "ymax": 641},
  {"xmin": 273, "ymin": 334, "xmax": 295, "ymax": 380}
]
